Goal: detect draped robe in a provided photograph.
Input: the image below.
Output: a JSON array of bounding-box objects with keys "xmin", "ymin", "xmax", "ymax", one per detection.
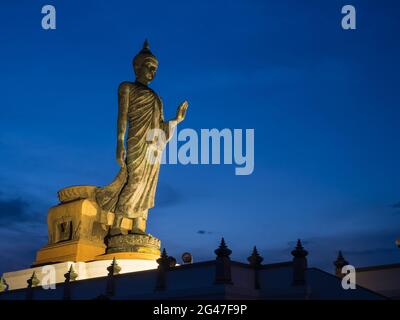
[{"xmin": 95, "ymin": 81, "xmax": 172, "ymax": 219}]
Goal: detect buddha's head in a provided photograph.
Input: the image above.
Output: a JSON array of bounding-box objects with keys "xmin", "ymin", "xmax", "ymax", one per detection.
[{"xmin": 132, "ymin": 40, "xmax": 158, "ymax": 85}]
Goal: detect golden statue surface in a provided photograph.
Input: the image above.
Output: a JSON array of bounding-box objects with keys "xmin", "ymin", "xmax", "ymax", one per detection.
[
  {"xmin": 95, "ymin": 40, "xmax": 188, "ymax": 235},
  {"xmin": 34, "ymin": 41, "xmax": 188, "ymax": 265}
]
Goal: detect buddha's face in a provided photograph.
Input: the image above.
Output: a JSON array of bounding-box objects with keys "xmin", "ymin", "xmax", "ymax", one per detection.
[{"xmin": 135, "ymin": 58, "xmax": 158, "ymax": 85}]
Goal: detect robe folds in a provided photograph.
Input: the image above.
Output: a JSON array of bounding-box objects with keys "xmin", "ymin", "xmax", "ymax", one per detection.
[{"xmin": 95, "ymin": 81, "xmax": 172, "ymax": 218}]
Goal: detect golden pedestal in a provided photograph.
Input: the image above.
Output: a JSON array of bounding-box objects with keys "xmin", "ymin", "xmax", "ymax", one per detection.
[
  {"xmin": 33, "ymin": 197, "xmax": 113, "ymax": 266},
  {"xmin": 33, "ymin": 189, "xmax": 161, "ymax": 266},
  {"xmin": 34, "ymin": 240, "xmax": 107, "ymax": 266}
]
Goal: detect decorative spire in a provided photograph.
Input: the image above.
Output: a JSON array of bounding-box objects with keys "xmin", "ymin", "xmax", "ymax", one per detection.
[
  {"xmin": 155, "ymin": 248, "xmax": 170, "ymax": 291},
  {"xmin": 64, "ymin": 264, "xmax": 78, "ymax": 282},
  {"xmin": 247, "ymin": 246, "xmax": 264, "ymax": 267},
  {"xmin": 335, "ymin": 251, "xmax": 348, "ymax": 265},
  {"xmin": 27, "ymin": 271, "xmax": 40, "ymax": 288},
  {"xmin": 26, "ymin": 272, "xmax": 39, "ymax": 300},
  {"xmin": 291, "ymin": 239, "xmax": 308, "ymax": 286},
  {"xmin": 247, "ymin": 246, "xmax": 263, "ymax": 290},
  {"xmin": 69, "ymin": 265, "xmax": 78, "ymax": 281},
  {"xmin": 215, "ymin": 237, "xmax": 232, "ymax": 258},
  {"xmin": 214, "ymin": 238, "xmax": 233, "ymax": 285},
  {"xmin": 107, "ymin": 257, "xmax": 121, "ymax": 276},
  {"xmin": 105, "ymin": 257, "xmax": 121, "ymax": 297},
  {"xmin": 63, "ymin": 265, "xmax": 77, "ymax": 300},
  {"xmin": 0, "ymin": 276, "xmax": 7, "ymax": 293},
  {"xmin": 157, "ymin": 248, "xmax": 170, "ymax": 269},
  {"xmin": 291, "ymin": 239, "xmax": 308, "ymax": 259},
  {"xmin": 334, "ymin": 250, "xmax": 349, "ymax": 278}
]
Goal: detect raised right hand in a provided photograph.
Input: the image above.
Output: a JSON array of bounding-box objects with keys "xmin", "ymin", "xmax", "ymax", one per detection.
[{"xmin": 175, "ymin": 101, "xmax": 189, "ymax": 124}]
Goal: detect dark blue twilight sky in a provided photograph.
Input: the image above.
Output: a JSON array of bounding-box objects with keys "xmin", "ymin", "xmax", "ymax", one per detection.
[{"xmin": 0, "ymin": 0, "xmax": 399, "ymax": 274}]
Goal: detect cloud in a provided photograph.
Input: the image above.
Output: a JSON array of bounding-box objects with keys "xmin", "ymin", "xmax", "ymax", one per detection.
[
  {"xmin": 345, "ymin": 247, "xmax": 396, "ymax": 256},
  {"xmin": 390, "ymin": 202, "xmax": 400, "ymax": 215},
  {"xmin": 0, "ymin": 196, "xmax": 48, "ymax": 274},
  {"xmin": 155, "ymin": 183, "xmax": 182, "ymax": 208},
  {"xmin": 197, "ymin": 230, "xmax": 213, "ymax": 235},
  {"xmin": 0, "ymin": 228, "xmax": 46, "ymax": 274},
  {"xmin": 0, "ymin": 191, "xmax": 48, "ymax": 274},
  {"xmin": 392, "ymin": 202, "xmax": 400, "ymax": 209},
  {"xmin": 0, "ymin": 197, "xmax": 38, "ymax": 227}
]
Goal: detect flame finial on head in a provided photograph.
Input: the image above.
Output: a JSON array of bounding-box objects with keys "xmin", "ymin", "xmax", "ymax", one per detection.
[
  {"xmin": 143, "ymin": 39, "xmax": 149, "ymax": 50},
  {"xmin": 132, "ymin": 39, "xmax": 158, "ymax": 72}
]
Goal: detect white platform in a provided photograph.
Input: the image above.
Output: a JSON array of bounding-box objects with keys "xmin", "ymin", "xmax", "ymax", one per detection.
[{"xmin": 2, "ymin": 259, "xmax": 158, "ymax": 291}]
